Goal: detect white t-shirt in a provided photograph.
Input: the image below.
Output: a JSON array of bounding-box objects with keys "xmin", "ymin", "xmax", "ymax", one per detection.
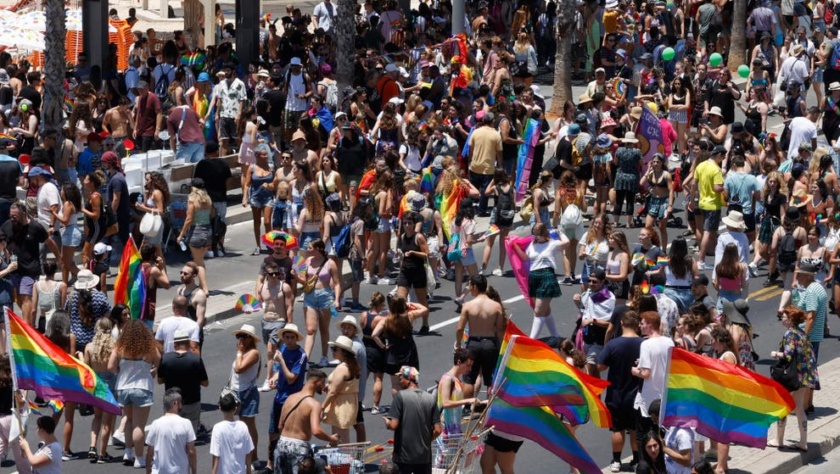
[
  {"xmin": 665, "ymin": 426, "xmax": 694, "ymax": 474},
  {"xmin": 36, "ymin": 181, "xmax": 61, "ymax": 229},
  {"xmin": 526, "ymin": 239, "xmax": 563, "ymax": 272},
  {"xmin": 155, "ymin": 316, "xmax": 200, "ymax": 354},
  {"xmin": 209, "ymin": 419, "xmax": 255, "ymax": 474},
  {"xmin": 399, "ymin": 144, "xmax": 422, "ymax": 173},
  {"xmin": 146, "ymin": 414, "xmax": 197, "ymax": 474},
  {"xmin": 313, "ymin": 1, "xmax": 336, "ymax": 32},
  {"xmin": 33, "ymin": 441, "xmax": 62, "ymax": 474},
  {"xmin": 787, "ymin": 116, "xmax": 817, "ymax": 159},
  {"xmin": 633, "ymin": 335, "xmax": 675, "ymax": 416}
]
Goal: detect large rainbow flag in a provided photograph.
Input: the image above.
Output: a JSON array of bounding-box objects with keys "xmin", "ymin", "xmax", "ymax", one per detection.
[
  {"xmin": 486, "ymin": 398, "xmax": 601, "ymax": 474},
  {"xmin": 5, "ymin": 309, "xmax": 120, "ymax": 415},
  {"xmin": 663, "ymin": 348, "xmax": 795, "ymax": 448},
  {"xmin": 440, "ymin": 179, "xmax": 466, "ymax": 240},
  {"xmin": 495, "ymin": 332, "xmax": 612, "ymax": 428},
  {"xmin": 515, "ymin": 118, "xmax": 541, "ymax": 202},
  {"xmin": 113, "ymin": 238, "xmax": 145, "ymax": 320}
]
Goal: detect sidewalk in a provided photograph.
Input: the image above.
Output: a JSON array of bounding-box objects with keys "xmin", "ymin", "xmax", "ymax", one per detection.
[{"xmin": 599, "ymin": 356, "xmax": 840, "ymax": 473}]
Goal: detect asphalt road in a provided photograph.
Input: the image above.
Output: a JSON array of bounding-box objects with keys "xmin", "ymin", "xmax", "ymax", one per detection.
[{"xmin": 15, "ymin": 83, "xmax": 840, "ymax": 474}]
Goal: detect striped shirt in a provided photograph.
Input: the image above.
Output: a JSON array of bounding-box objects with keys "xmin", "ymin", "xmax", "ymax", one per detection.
[{"xmin": 798, "ymin": 281, "xmax": 828, "ymax": 343}]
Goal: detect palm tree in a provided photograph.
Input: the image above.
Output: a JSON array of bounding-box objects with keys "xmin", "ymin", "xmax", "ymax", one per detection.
[
  {"xmin": 729, "ymin": 0, "xmax": 747, "ymax": 71},
  {"xmin": 550, "ymin": 0, "xmax": 577, "ymax": 115},
  {"xmin": 334, "ymin": 0, "xmax": 357, "ymax": 107},
  {"xmin": 42, "ymin": 0, "xmax": 65, "ymax": 141}
]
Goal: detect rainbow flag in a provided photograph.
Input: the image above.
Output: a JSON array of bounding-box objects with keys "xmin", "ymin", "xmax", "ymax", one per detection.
[
  {"xmin": 419, "ymin": 168, "xmax": 436, "ymax": 193},
  {"xmin": 440, "ymin": 179, "xmax": 466, "ymax": 240},
  {"xmin": 496, "ymin": 335, "xmax": 612, "ymax": 428},
  {"xmin": 27, "ymin": 400, "xmax": 41, "ymax": 415},
  {"xmin": 483, "ymin": 224, "xmax": 501, "ymax": 239},
  {"xmin": 5, "ymin": 309, "xmax": 120, "ymax": 415},
  {"xmin": 504, "ymin": 236, "xmax": 534, "ymax": 309},
  {"xmin": 515, "ymin": 118, "xmax": 541, "ymax": 202},
  {"xmin": 663, "ymin": 348, "xmax": 795, "ymax": 448},
  {"xmin": 631, "ymin": 252, "xmax": 646, "ymax": 267},
  {"xmin": 355, "ymin": 169, "xmax": 377, "ymax": 200},
  {"xmin": 49, "ymin": 399, "xmax": 65, "ymax": 412},
  {"xmin": 113, "ymin": 238, "xmax": 146, "ymax": 321},
  {"xmin": 486, "ymin": 398, "xmax": 601, "ymax": 474}
]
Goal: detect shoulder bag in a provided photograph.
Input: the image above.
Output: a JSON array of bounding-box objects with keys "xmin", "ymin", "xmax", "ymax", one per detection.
[{"xmin": 770, "ymin": 345, "xmax": 801, "ymax": 392}]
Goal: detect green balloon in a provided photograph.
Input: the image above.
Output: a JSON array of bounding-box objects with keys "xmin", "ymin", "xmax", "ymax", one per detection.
[
  {"xmin": 661, "ymin": 47, "xmax": 675, "ymax": 61},
  {"xmin": 709, "ymin": 52, "xmax": 723, "ymax": 67},
  {"xmin": 738, "ymin": 64, "xmax": 750, "ymax": 78}
]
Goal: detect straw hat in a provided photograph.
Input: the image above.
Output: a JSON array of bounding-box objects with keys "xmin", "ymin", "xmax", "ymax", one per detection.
[
  {"xmin": 233, "ymin": 324, "xmax": 259, "ymax": 342},
  {"xmin": 707, "ymin": 106, "xmax": 724, "ymax": 117},
  {"xmin": 280, "ymin": 323, "xmax": 303, "ymax": 341},
  {"xmin": 336, "ymin": 315, "xmax": 362, "ymax": 334},
  {"xmin": 74, "ymin": 270, "xmax": 100, "ymax": 290},
  {"xmin": 721, "ymin": 210, "xmax": 747, "ymax": 231},
  {"xmin": 328, "ymin": 335, "xmax": 355, "ymax": 354},
  {"xmin": 578, "ymin": 93, "xmax": 593, "ymax": 104},
  {"xmin": 791, "ymin": 188, "xmax": 812, "ymax": 208},
  {"xmin": 621, "ymin": 132, "xmax": 639, "ymax": 144},
  {"xmin": 291, "ymin": 130, "xmax": 307, "ymax": 143},
  {"xmin": 629, "ymin": 106, "xmax": 643, "ymax": 119}
]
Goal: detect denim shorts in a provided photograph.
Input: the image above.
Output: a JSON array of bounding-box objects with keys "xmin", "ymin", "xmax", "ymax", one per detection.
[
  {"xmin": 300, "ymin": 231, "xmax": 320, "ymax": 249},
  {"xmin": 238, "ymin": 386, "xmax": 259, "ymax": 417},
  {"xmin": 304, "ymin": 287, "xmax": 333, "ymax": 310},
  {"xmin": 118, "ymin": 388, "xmax": 154, "ymax": 407},
  {"xmin": 376, "ymin": 216, "xmax": 392, "ymax": 234},
  {"xmin": 459, "ymin": 248, "xmax": 476, "ymax": 267},
  {"xmin": 647, "ymin": 195, "xmax": 668, "ymax": 220},
  {"xmin": 272, "ymin": 201, "xmax": 289, "ymax": 230},
  {"xmin": 249, "ymin": 187, "xmax": 275, "ymax": 209},
  {"xmin": 61, "ymin": 227, "xmax": 82, "ymax": 247}
]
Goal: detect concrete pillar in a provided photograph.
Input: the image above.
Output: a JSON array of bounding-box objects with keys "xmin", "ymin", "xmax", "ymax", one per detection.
[
  {"xmin": 159, "ymin": 0, "xmax": 169, "ymax": 17},
  {"xmin": 82, "ymin": 0, "xmax": 109, "ymax": 68},
  {"xmin": 202, "ymin": 0, "xmax": 215, "ymax": 46},
  {"xmin": 452, "ymin": 0, "xmax": 464, "ymax": 35}
]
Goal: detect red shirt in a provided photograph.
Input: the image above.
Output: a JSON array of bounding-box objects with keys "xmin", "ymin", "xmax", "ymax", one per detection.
[{"xmin": 135, "ymin": 92, "xmax": 161, "ymax": 137}]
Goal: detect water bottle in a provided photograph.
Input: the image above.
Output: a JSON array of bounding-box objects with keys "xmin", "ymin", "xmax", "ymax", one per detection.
[
  {"xmin": 330, "ymin": 306, "xmax": 339, "ymax": 318},
  {"xmin": 10, "ymin": 254, "xmax": 17, "ymax": 264},
  {"xmin": 179, "ymin": 240, "xmax": 187, "ymax": 252}
]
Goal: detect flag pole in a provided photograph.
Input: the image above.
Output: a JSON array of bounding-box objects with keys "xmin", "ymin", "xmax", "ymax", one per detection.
[
  {"xmin": 5, "ymin": 308, "xmax": 25, "ymax": 436},
  {"xmin": 490, "ymin": 334, "xmax": 517, "ymax": 396},
  {"xmin": 660, "ymin": 345, "xmax": 676, "ymax": 428}
]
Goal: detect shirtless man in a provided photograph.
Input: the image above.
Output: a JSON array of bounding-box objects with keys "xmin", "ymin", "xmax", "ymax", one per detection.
[
  {"xmin": 177, "ymin": 262, "xmax": 208, "ymax": 349},
  {"xmin": 455, "ymin": 274, "xmax": 506, "ymax": 398},
  {"xmin": 275, "ymin": 369, "xmax": 338, "ymax": 473},
  {"xmin": 290, "ymin": 130, "xmax": 320, "ymax": 173},
  {"xmin": 102, "ymin": 96, "xmax": 135, "ymax": 142},
  {"xmin": 258, "ymin": 261, "xmax": 295, "ymax": 392}
]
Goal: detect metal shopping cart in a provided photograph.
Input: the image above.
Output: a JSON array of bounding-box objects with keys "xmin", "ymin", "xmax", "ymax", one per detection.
[
  {"xmin": 315, "ymin": 442, "xmax": 371, "ymax": 474},
  {"xmin": 432, "ymin": 431, "xmax": 488, "ymax": 474}
]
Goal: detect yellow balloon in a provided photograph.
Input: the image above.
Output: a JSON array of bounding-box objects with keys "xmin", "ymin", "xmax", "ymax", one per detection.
[{"xmin": 647, "ymin": 102, "xmax": 658, "ymax": 114}]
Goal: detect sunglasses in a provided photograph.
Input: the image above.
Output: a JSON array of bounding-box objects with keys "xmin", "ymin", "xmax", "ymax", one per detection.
[
  {"xmin": 588, "ymin": 279, "xmax": 600, "ymax": 283},
  {"xmin": 267, "ymin": 272, "xmax": 280, "ymax": 276}
]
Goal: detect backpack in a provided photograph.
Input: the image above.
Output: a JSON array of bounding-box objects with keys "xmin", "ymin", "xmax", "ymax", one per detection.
[
  {"xmin": 495, "ymin": 186, "xmax": 515, "ymax": 227},
  {"xmin": 571, "ymin": 136, "xmax": 584, "ymax": 166},
  {"xmin": 830, "ymin": 39, "xmax": 840, "ymax": 70},
  {"xmin": 154, "ymin": 64, "xmax": 172, "ymax": 101},
  {"xmin": 560, "ymin": 203, "xmax": 582, "ymax": 229},
  {"xmin": 778, "ymin": 228, "xmax": 798, "ymax": 265},
  {"xmin": 319, "ymin": 80, "xmax": 339, "ymax": 112},
  {"xmin": 332, "ymin": 219, "xmax": 354, "ymax": 258}
]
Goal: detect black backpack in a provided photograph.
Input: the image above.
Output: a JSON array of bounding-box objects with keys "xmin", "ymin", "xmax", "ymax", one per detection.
[
  {"xmin": 495, "ymin": 186, "xmax": 515, "ymax": 227},
  {"xmin": 778, "ymin": 228, "xmax": 798, "ymax": 265}
]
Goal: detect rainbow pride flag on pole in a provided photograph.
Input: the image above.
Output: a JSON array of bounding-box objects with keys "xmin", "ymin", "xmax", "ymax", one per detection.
[
  {"xmin": 515, "ymin": 118, "xmax": 541, "ymax": 202},
  {"xmin": 495, "ymin": 333, "xmax": 612, "ymax": 428},
  {"xmin": 663, "ymin": 348, "xmax": 795, "ymax": 448},
  {"xmin": 440, "ymin": 179, "xmax": 466, "ymax": 240},
  {"xmin": 486, "ymin": 398, "xmax": 602, "ymax": 474},
  {"xmin": 113, "ymin": 238, "xmax": 145, "ymax": 320},
  {"xmin": 5, "ymin": 309, "xmax": 120, "ymax": 415}
]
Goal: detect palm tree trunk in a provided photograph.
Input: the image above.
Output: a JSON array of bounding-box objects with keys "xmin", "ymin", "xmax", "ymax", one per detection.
[
  {"xmin": 43, "ymin": 0, "xmax": 65, "ymax": 141},
  {"xmin": 334, "ymin": 0, "xmax": 357, "ymax": 107},
  {"xmin": 729, "ymin": 0, "xmax": 747, "ymax": 70},
  {"xmin": 549, "ymin": 0, "xmax": 577, "ymax": 115}
]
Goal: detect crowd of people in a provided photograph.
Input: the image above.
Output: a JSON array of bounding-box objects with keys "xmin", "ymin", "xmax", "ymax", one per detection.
[{"xmin": 0, "ymin": 0, "xmax": 838, "ymax": 473}]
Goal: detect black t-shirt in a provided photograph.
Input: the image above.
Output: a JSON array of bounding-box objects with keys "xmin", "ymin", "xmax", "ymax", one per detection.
[
  {"xmin": 0, "ymin": 219, "xmax": 47, "ymax": 278},
  {"xmin": 0, "ymin": 383, "xmax": 12, "ymax": 415},
  {"xmin": 107, "ymin": 172, "xmax": 131, "ymax": 218},
  {"xmin": 631, "ymin": 244, "xmax": 663, "ymax": 286},
  {"xmin": 158, "ymin": 351, "xmax": 208, "ymax": 405},
  {"xmin": 597, "ymin": 335, "xmax": 643, "ymax": 409},
  {"xmin": 708, "ymin": 80, "xmax": 740, "ymax": 124},
  {"xmin": 19, "ymin": 86, "xmax": 41, "ymax": 117},
  {"xmin": 336, "ymin": 137, "xmax": 368, "ymax": 176},
  {"xmin": 194, "ymin": 158, "xmax": 232, "ymax": 203},
  {"xmin": 262, "ymin": 89, "xmax": 285, "ymax": 128},
  {"xmin": 555, "ymin": 137, "xmax": 572, "ymax": 166},
  {"xmin": 0, "ymin": 156, "xmax": 21, "ymax": 201}
]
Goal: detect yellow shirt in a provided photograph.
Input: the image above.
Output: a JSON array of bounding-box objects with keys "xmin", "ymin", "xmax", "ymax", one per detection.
[
  {"xmin": 695, "ymin": 159, "xmax": 725, "ymax": 211},
  {"xmin": 603, "ymin": 10, "xmax": 620, "ymax": 35},
  {"xmin": 468, "ymin": 126, "xmax": 503, "ymax": 175}
]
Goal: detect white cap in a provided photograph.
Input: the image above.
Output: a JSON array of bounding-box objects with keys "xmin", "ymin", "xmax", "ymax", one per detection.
[{"xmin": 93, "ymin": 242, "xmax": 112, "ymax": 255}]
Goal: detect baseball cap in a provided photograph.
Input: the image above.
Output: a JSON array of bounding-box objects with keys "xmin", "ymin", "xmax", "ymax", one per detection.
[
  {"xmin": 93, "ymin": 242, "xmax": 112, "ymax": 255},
  {"xmin": 712, "ymin": 145, "xmax": 727, "ymax": 155},
  {"xmin": 398, "ymin": 366, "xmax": 419, "ymax": 382},
  {"xmin": 197, "ymin": 72, "xmax": 211, "ymax": 83},
  {"xmin": 28, "ymin": 166, "xmax": 51, "ymax": 178}
]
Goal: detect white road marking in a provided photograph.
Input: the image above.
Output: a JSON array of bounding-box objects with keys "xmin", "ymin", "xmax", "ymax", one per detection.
[{"xmin": 428, "ymin": 293, "xmax": 526, "ymax": 331}]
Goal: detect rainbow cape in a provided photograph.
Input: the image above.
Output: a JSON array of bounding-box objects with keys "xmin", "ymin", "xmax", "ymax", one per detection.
[
  {"xmin": 419, "ymin": 167, "xmax": 436, "ymax": 193},
  {"xmin": 515, "ymin": 118, "xmax": 541, "ymax": 202},
  {"xmin": 486, "ymin": 399, "xmax": 601, "ymax": 474},
  {"xmin": 504, "ymin": 235, "xmax": 535, "ymax": 308},
  {"xmin": 355, "ymin": 169, "xmax": 377, "ymax": 200},
  {"xmin": 5, "ymin": 309, "xmax": 120, "ymax": 415},
  {"xmin": 663, "ymin": 347, "xmax": 795, "ymax": 448},
  {"xmin": 496, "ymin": 333, "xmax": 612, "ymax": 428},
  {"xmin": 440, "ymin": 179, "xmax": 466, "ymax": 240},
  {"xmin": 113, "ymin": 238, "xmax": 146, "ymax": 320}
]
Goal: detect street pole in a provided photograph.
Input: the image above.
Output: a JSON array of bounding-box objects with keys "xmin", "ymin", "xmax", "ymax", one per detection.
[{"xmin": 452, "ymin": 0, "xmax": 464, "ymax": 36}]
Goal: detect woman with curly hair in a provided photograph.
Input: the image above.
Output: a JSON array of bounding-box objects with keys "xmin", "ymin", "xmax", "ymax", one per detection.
[
  {"xmin": 135, "ymin": 172, "xmax": 170, "ymax": 259},
  {"xmin": 81, "ymin": 170, "xmax": 107, "ymax": 264},
  {"xmin": 177, "ymin": 178, "xmax": 214, "ymax": 292},
  {"xmin": 69, "ymin": 101, "xmax": 93, "ymax": 153},
  {"xmin": 296, "ymin": 186, "xmax": 325, "ymax": 261},
  {"xmin": 84, "ymin": 318, "xmax": 117, "ymax": 462},
  {"xmin": 371, "ymin": 102, "xmax": 403, "ymax": 155},
  {"xmin": 369, "ymin": 171, "xmax": 395, "ymax": 284},
  {"xmin": 108, "ymin": 320, "xmax": 160, "ymax": 468}
]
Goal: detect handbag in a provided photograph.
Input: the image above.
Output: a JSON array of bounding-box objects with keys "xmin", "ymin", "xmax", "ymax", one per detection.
[
  {"xmin": 220, "ymin": 373, "xmax": 241, "ymax": 405},
  {"xmin": 302, "ymin": 260, "xmax": 326, "ymax": 294},
  {"xmin": 139, "ymin": 210, "xmax": 163, "ymax": 238},
  {"xmin": 770, "ymin": 346, "xmax": 801, "ymax": 392},
  {"xmin": 424, "ymin": 258, "xmax": 436, "ymax": 292},
  {"xmin": 446, "ymin": 232, "xmax": 462, "ymax": 262}
]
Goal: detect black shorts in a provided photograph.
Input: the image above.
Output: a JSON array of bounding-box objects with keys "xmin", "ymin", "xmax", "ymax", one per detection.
[
  {"xmin": 574, "ymin": 163, "xmax": 593, "ymax": 182},
  {"xmin": 609, "ymin": 404, "xmax": 636, "ymax": 432},
  {"xmin": 485, "ymin": 432, "xmax": 524, "ymax": 453},
  {"xmin": 702, "ymin": 209, "xmax": 721, "ymax": 231},
  {"xmin": 744, "ymin": 212, "xmax": 756, "ymax": 233},
  {"xmin": 397, "ymin": 267, "xmax": 427, "ymax": 289},
  {"xmin": 219, "ymin": 117, "xmax": 237, "ymax": 140},
  {"xmin": 366, "ymin": 345, "xmax": 386, "ymax": 374},
  {"xmin": 463, "ymin": 336, "xmax": 500, "ymax": 386}
]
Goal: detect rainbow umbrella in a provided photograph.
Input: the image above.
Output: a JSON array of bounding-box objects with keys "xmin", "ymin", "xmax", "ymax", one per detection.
[{"xmin": 261, "ymin": 231, "xmax": 298, "ymax": 250}]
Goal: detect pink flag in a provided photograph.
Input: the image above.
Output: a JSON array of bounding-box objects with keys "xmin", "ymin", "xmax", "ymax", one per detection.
[{"xmin": 505, "ymin": 235, "xmax": 535, "ymax": 309}]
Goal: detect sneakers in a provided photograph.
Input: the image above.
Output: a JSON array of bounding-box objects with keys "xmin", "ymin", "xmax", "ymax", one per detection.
[
  {"xmin": 491, "ymin": 268, "xmax": 503, "ymax": 277},
  {"xmin": 62, "ymin": 451, "xmax": 78, "ymax": 461},
  {"xmin": 478, "ymin": 268, "xmax": 486, "ymax": 276},
  {"xmin": 349, "ymin": 302, "xmax": 366, "ymax": 312},
  {"xmin": 748, "ymin": 262, "xmax": 758, "ymax": 277},
  {"xmin": 88, "ymin": 446, "xmax": 97, "ymax": 459},
  {"xmin": 610, "ymin": 461, "xmax": 621, "ymax": 473},
  {"xmin": 215, "ymin": 249, "xmax": 226, "ymax": 257},
  {"xmin": 418, "ymin": 325, "xmax": 430, "ymax": 335},
  {"xmin": 365, "ymin": 276, "xmax": 379, "ymax": 285},
  {"xmin": 696, "ymin": 261, "xmax": 706, "ymax": 271},
  {"xmin": 318, "ymin": 356, "xmax": 330, "ymax": 368},
  {"xmin": 122, "ymin": 448, "xmax": 134, "ymax": 466},
  {"xmin": 258, "ymin": 379, "xmax": 273, "ymax": 392},
  {"xmin": 378, "ymin": 278, "xmax": 394, "ymax": 285},
  {"xmin": 561, "ymin": 275, "xmax": 575, "ymax": 286},
  {"xmin": 111, "ymin": 430, "xmax": 125, "ymax": 446},
  {"xmin": 371, "ymin": 406, "xmax": 382, "ymax": 415},
  {"xmin": 134, "ymin": 456, "xmax": 146, "ymax": 469},
  {"xmin": 205, "ymin": 250, "xmax": 214, "ymax": 259},
  {"xmin": 96, "ymin": 453, "xmax": 117, "ymax": 464},
  {"xmin": 252, "ymin": 247, "xmax": 261, "ymax": 256}
]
